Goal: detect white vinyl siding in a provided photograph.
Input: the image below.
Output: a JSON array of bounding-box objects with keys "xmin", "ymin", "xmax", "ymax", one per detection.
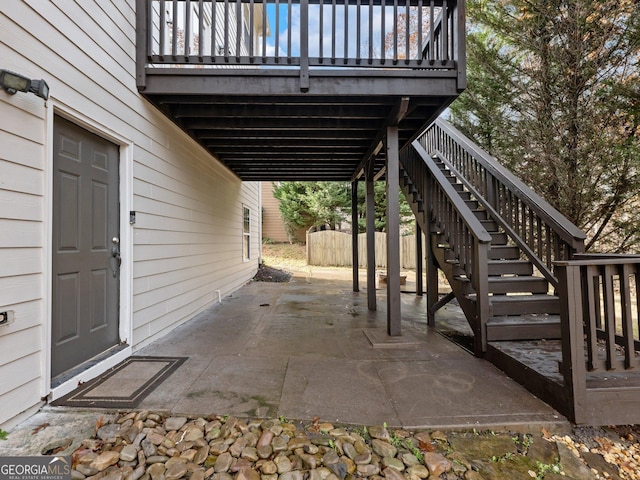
[{"xmin": 0, "ymin": 0, "xmax": 260, "ymax": 427}]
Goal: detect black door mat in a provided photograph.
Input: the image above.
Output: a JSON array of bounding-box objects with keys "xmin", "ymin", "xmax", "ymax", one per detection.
[{"xmin": 52, "ymin": 356, "xmax": 187, "ymax": 409}]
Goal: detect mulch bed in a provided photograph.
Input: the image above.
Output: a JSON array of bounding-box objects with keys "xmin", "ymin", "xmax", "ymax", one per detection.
[{"xmin": 253, "ymin": 264, "xmax": 293, "ymax": 283}]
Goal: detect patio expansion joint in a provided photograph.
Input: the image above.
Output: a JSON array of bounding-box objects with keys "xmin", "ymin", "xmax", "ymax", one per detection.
[{"xmin": 373, "ymin": 359, "xmax": 404, "ymax": 428}]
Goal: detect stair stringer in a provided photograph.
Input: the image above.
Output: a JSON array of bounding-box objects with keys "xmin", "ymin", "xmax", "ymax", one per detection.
[{"xmin": 399, "ymin": 175, "xmax": 485, "ymax": 352}]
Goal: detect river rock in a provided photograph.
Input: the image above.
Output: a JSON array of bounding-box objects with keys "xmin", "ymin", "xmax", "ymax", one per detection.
[
  {"xmin": 184, "ymin": 426, "xmax": 204, "ymax": 442},
  {"xmin": 215, "ymin": 453, "xmax": 233, "ymax": 473},
  {"xmin": 230, "ymin": 438, "xmax": 249, "ymax": 457},
  {"xmin": 142, "ymin": 440, "xmax": 157, "ymax": 457},
  {"xmin": 382, "ymin": 467, "xmax": 404, "ymax": 480},
  {"xmin": 165, "ymin": 462, "xmax": 188, "ymax": 480},
  {"xmin": 342, "ymin": 443, "xmax": 357, "ymax": 460},
  {"xmin": 368, "ymin": 427, "xmax": 391, "ymax": 442},
  {"xmin": 147, "ymin": 463, "xmax": 166, "ymax": 480},
  {"xmin": 423, "ymin": 452, "xmax": 452, "ymax": 477},
  {"xmin": 121, "ymin": 445, "xmax": 139, "ymax": 463},
  {"xmin": 166, "ymin": 417, "xmax": 188, "ymax": 432},
  {"xmin": 354, "ymin": 451, "xmax": 372, "ymax": 465},
  {"xmin": 288, "ymin": 438, "xmax": 310, "ymax": 450},
  {"xmin": 401, "ymin": 453, "xmax": 420, "ymax": 467},
  {"xmin": 322, "ymin": 450, "xmax": 340, "ymax": 465},
  {"xmin": 91, "ymin": 451, "xmax": 121, "ymax": 472},
  {"xmin": 274, "ymin": 455, "xmax": 292, "ymax": 474},
  {"xmin": 192, "ymin": 446, "xmax": 209, "ymax": 465},
  {"xmin": 257, "ymin": 446, "xmax": 272, "ymax": 459},
  {"xmin": 76, "ymin": 465, "xmax": 99, "ymax": 476},
  {"xmin": 210, "ymin": 441, "xmax": 230, "ymax": 455},
  {"xmin": 271, "ymin": 437, "xmax": 288, "ymax": 452},
  {"xmin": 241, "ymin": 447, "xmax": 259, "ymax": 462},
  {"xmin": 260, "ymin": 461, "xmax": 277, "ymax": 475},
  {"xmin": 357, "ymin": 464, "xmax": 380, "ymax": 476},
  {"xmin": 280, "ymin": 471, "xmax": 304, "ymax": 480},
  {"xmin": 236, "ymin": 467, "xmax": 260, "ymax": 480},
  {"xmin": 327, "ymin": 462, "xmax": 346, "ymax": 480},
  {"xmin": 372, "ymin": 440, "xmax": 397, "ymax": 459},
  {"xmin": 97, "ymin": 424, "xmax": 122, "ymax": 441},
  {"xmin": 257, "ymin": 431, "xmax": 274, "ymax": 449},
  {"xmin": 382, "ymin": 457, "xmax": 404, "ymax": 472},
  {"xmin": 406, "ymin": 465, "xmax": 429, "ymax": 478}
]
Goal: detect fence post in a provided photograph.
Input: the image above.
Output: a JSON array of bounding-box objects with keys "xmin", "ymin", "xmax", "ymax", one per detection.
[{"xmin": 556, "ymin": 262, "xmax": 587, "ymax": 424}]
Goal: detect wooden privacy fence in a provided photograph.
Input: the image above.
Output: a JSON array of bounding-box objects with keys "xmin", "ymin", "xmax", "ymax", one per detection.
[{"xmin": 306, "ymin": 230, "xmax": 424, "ymax": 269}]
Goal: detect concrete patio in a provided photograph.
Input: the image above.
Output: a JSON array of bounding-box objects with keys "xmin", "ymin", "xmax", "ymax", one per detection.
[{"xmin": 129, "ymin": 267, "xmax": 565, "ymax": 430}]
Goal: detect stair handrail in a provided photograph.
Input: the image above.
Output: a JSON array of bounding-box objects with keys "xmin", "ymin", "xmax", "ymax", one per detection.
[
  {"xmin": 421, "ymin": 119, "xmax": 586, "ymax": 277},
  {"xmin": 412, "ymin": 143, "xmax": 493, "ymax": 245},
  {"xmin": 435, "ymin": 149, "xmax": 559, "ymax": 286},
  {"xmin": 405, "ymin": 141, "xmax": 491, "ymax": 351}
]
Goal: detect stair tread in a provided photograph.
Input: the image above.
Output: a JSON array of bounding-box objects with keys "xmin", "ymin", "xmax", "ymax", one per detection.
[
  {"xmin": 488, "ymin": 259, "xmax": 531, "ymax": 264},
  {"xmin": 455, "ymin": 275, "xmax": 547, "ymax": 285},
  {"xmin": 487, "ymin": 314, "xmax": 560, "ymax": 326},
  {"xmin": 490, "ymin": 294, "xmax": 559, "ymax": 303},
  {"xmin": 488, "ymin": 276, "xmax": 547, "ymax": 283}
]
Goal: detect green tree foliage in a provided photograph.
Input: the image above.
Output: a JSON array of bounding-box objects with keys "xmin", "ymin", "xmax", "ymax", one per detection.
[
  {"xmin": 450, "ymin": 0, "xmax": 640, "ymax": 252},
  {"xmin": 272, "ymin": 181, "xmax": 413, "ymax": 238},
  {"xmin": 272, "ymin": 182, "xmax": 349, "ymax": 238}
]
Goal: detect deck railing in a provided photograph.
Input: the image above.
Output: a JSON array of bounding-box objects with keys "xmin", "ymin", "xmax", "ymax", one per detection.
[
  {"xmin": 137, "ymin": 0, "xmax": 465, "ymax": 88},
  {"xmin": 556, "ymin": 255, "xmax": 640, "ymax": 424},
  {"xmin": 402, "ymin": 140, "xmax": 491, "ymax": 352},
  {"xmin": 420, "ymin": 119, "xmax": 586, "ymax": 287}
]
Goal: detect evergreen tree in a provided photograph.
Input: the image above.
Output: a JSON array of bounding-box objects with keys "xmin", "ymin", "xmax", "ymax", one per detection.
[
  {"xmin": 450, "ymin": 0, "xmax": 640, "ymax": 252},
  {"xmin": 272, "ymin": 181, "xmax": 413, "ymax": 239}
]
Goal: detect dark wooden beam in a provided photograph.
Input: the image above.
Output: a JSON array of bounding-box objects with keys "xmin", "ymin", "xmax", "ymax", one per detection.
[
  {"xmin": 366, "ymin": 168, "xmax": 377, "ymax": 312},
  {"xmin": 386, "ymin": 125, "xmax": 401, "ymax": 336},
  {"xmin": 416, "ymin": 223, "xmax": 423, "ymax": 296},
  {"xmin": 351, "ymin": 97, "xmax": 410, "ymax": 181},
  {"xmin": 352, "ymin": 180, "xmax": 360, "ymax": 293}
]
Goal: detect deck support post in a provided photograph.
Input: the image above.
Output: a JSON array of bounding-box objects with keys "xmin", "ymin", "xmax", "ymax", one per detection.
[
  {"xmin": 425, "ymin": 190, "xmax": 437, "ymax": 327},
  {"xmin": 135, "ymin": 0, "xmax": 148, "ymax": 90},
  {"xmin": 386, "ymin": 126, "xmax": 401, "ymax": 336},
  {"xmin": 365, "ymin": 167, "xmax": 376, "ymax": 311},
  {"xmin": 416, "ymin": 223, "xmax": 423, "ymax": 296},
  {"xmin": 351, "ymin": 180, "xmax": 359, "ymax": 292},
  {"xmin": 426, "ymin": 244, "xmax": 438, "ymax": 327},
  {"xmin": 299, "ymin": 0, "xmax": 310, "ymax": 91}
]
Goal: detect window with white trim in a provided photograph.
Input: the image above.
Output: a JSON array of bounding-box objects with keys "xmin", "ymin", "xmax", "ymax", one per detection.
[{"xmin": 243, "ymin": 206, "xmax": 251, "ymax": 261}]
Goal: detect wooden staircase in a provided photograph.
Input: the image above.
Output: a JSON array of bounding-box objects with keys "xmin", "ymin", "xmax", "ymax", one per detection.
[
  {"xmin": 398, "ymin": 119, "xmax": 640, "ymax": 426},
  {"xmin": 401, "ymin": 153, "xmax": 562, "ymax": 354},
  {"xmin": 398, "ymin": 119, "xmax": 585, "ymax": 356}
]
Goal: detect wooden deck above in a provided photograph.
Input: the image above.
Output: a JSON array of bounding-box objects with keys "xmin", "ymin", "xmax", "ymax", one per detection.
[{"xmin": 136, "ymin": 0, "xmax": 466, "ymax": 180}]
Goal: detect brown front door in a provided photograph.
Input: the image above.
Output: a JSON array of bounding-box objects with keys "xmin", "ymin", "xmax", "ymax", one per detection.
[{"xmin": 51, "ymin": 115, "xmax": 120, "ymax": 379}]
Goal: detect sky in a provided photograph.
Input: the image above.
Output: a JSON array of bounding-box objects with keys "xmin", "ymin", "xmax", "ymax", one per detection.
[{"xmin": 264, "ymin": 3, "xmax": 424, "ymax": 60}]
